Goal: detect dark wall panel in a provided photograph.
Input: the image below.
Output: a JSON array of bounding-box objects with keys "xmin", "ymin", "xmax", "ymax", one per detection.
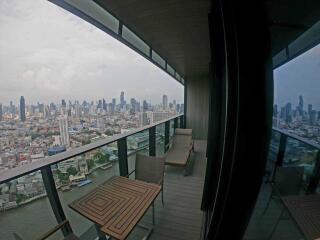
[{"xmin": 186, "ymin": 76, "xmax": 210, "ymax": 140}]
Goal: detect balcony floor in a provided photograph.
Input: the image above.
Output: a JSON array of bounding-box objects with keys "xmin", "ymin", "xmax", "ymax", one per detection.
[{"xmin": 81, "ymin": 140, "xmax": 207, "ymax": 240}]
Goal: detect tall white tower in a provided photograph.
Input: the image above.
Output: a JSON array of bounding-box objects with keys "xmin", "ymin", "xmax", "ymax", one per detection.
[{"xmin": 58, "ymin": 116, "xmax": 70, "ymax": 147}]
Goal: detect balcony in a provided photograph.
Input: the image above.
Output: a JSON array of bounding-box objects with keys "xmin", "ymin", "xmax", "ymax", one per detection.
[
  {"xmin": 245, "ymin": 128, "xmax": 320, "ymax": 240},
  {"xmin": 0, "ymin": 114, "xmax": 207, "ymax": 240}
]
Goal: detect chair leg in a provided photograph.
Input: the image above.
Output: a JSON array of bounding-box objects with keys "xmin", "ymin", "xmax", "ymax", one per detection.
[
  {"xmin": 161, "ymin": 189, "xmax": 164, "ymax": 207},
  {"xmin": 152, "ymin": 201, "xmax": 155, "ymax": 225},
  {"xmin": 262, "ymin": 195, "xmax": 273, "ymax": 215},
  {"xmin": 268, "ymin": 206, "xmax": 285, "ymax": 240}
]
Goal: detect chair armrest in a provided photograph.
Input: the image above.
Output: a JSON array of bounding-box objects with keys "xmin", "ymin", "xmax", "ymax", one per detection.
[
  {"xmin": 37, "ymin": 220, "xmax": 70, "ymax": 240},
  {"xmin": 189, "ymin": 141, "xmax": 194, "ymax": 151}
]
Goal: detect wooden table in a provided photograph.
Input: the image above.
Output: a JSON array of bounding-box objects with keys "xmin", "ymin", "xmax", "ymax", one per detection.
[
  {"xmin": 281, "ymin": 194, "xmax": 320, "ymax": 240},
  {"xmin": 69, "ymin": 176, "xmax": 161, "ymax": 240}
]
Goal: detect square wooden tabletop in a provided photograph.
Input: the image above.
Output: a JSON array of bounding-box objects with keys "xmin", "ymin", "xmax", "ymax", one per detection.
[
  {"xmin": 282, "ymin": 194, "xmax": 320, "ymax": 240},
  {"xmin": 69, "ymin": 176, "xmax": 161, "ymax": 240}
]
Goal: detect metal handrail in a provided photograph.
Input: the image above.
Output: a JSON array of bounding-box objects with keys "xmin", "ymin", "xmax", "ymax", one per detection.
[
  {"xmin": 272, "ymin": 127, "xmax": 320, "ymax": 150},
  {"xmin": 0, "ymin": 114, "xmax": 183, "ymax": 184}
]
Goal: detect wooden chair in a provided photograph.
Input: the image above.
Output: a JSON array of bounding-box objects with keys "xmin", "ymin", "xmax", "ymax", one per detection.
[
  {"xmin": 13, "ymin": 220, "xmax": 78, "ymax": 240},
  {"xmin": 262, "ymin": 166, "xmax": 304, "ymax": 214},
  {"xmin": 129, "ymin": 154, "xmax": 166, "ymax": 224}
]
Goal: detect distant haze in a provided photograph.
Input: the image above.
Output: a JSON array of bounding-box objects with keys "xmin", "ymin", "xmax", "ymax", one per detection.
[
  {"xmin": 274, "ymin": 43, "xmax": 320, "ymax": 110},
  {"xmin": 0, "ymin": 0, "xmax": 183, "ymax": 105}
]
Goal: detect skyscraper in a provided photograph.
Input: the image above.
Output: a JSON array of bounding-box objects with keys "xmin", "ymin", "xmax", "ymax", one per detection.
[
  {"xmin": 310, "ymin": 110, "xmax": 317, "ymax": 125},
  {"xmin": 61, "ymin": 99, "xmax": 66, "ymax": 108},
  {"xmin": 285, "ymin": 102, "xmax": 292, "ymax": 123},
  {"xmin": 58, "ymin": 116, "xmax": 70, "ymax": 147},
  {"xmin": 273, "ymin": 104, "xmax": 278, "ymax": 117},
  {"xmin": 120, "ymin": 91, "xmax": 125, "ymax": 108},
  {"xmin": 97, "ymin": 99, "xmax": 102, "ymax": 109},
  {"xmin": 143, "ymin": 100, "xmax": 148, "ymax": 112},
  {"xmin": 103, "ymin": 98, "xmax": 107, "ymax": 110},
  {"xmin": 308, "ymin": 104, "xmax": 313, "ymax": 115},
  {"xmin": 163, "ymin": 95, "xmax": 168, "ymax": 110},
  {"xmin": 299, "ymin": 95, "xmax": 304, "ymax": 115},
  {"xmin": 0, "ymin": 103, "xmax": 2, "ymax": 121},
  {"xmin": 20, "ymin": 96, "xmax": 26, "ymax": 122}
]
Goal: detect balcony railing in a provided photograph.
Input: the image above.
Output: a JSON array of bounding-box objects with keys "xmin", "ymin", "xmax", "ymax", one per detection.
[
  {"xmin": 270, "ymin": 127, "xmax": 320, "ymax": 194},
  {"xmin": 0, "ymin": 114, "xmax": 184, "ymax": 239}
]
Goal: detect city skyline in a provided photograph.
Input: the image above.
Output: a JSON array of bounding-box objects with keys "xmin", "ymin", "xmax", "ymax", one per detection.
[
  {"xmin": 0, "ymin": 0, "xmax": 184, "ymax": 105},
  {"xmin": 0, "ymin": 92, "xmax": 182, "ymax": 107},
  {"xmin": 274, "ymin": 42, "xmax": 320, "ymax": 109}
]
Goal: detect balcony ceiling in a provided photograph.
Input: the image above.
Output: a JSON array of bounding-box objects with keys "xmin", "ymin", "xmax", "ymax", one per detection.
[
  {"xmin": 94, "ymin": 0, "xmax": 211, "ymax": 79},
  {"xmin": 267, "ymin": 0, "xmax": 320, "ymax": 55},
  {"xmin": 93, "ymin": 0, "xmax": 320, "ymax": 73},
  {"xmin": 53, "ymin": 0, "xmax": 320, "ymax": 77}
]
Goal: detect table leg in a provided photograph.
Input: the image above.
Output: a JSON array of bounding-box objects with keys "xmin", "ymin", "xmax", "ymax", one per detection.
[
  {"xmin": 268, "ymin": 207, "xmax": 285, "ymax": 239},
  {"xmin": 95, "ymin": 224, "xmax": 110, "ymax": 240},
  {"xmin": 137, "ymin": 224, "xmax": 154, "ymax": 240}
]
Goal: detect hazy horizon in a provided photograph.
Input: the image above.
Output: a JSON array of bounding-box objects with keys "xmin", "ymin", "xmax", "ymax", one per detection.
[
  {"xmin": 0, "ymin": 0, "xmax": 183, "ymax": 106},
  {"xmin": 274, "ymin": 42, "xmax": 320, "ymax": 110}
]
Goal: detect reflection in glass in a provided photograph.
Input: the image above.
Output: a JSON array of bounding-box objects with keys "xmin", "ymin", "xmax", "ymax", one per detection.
[
  {"xmin": 0, "ymin": 174, "xmax": 62, "ymax": 240},
  {"xmin": 127, "ymin": 130, "xmax": 149, "ymax": 174},
  {"xmin": 51, "ymin": 143, "xmax": 119, "ymax": 237},
  {"xmin": 156, "ymin": 124, "xmax": 165, "ymax": 156},
  {"xmin": 283, "ymin": 137, "xmax": 318, "ymax": 187}
]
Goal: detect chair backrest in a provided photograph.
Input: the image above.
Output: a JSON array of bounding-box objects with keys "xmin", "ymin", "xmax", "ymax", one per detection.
[
  {"xmin": 135, "ymin": 154, "xmax": 165, "ymax": 185},
  {"xmin": 274, "ymin": 166, "xmax": 304, "ymax": 196},
  {"xmin": 173, "ymin": 128, "xmax": 192, "ymax": 148},
  {"xmin": 175, "ymin": 128, "xmax": 192, "ymax": 136}
]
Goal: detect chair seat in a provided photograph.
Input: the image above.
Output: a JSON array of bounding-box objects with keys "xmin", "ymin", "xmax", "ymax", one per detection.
[{"xmin": 165, "ymin": 147, "xmax": 191, "ymax": 166}]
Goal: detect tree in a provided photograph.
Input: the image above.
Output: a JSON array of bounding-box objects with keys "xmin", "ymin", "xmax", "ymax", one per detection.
[
  {"xmin": 87, "ymin": 159, "xmax": 95, "ymax": 170},
  {"xmin": 94, "ymin": 152, "xmax": 109, "ymax": 164},
  {"xmin": 16, "ymin": 194, "xmax": 27, "ymax": 204},
  {"xmin": 66, "ymin": 166, "xmax": 78, "ymax": 176}
]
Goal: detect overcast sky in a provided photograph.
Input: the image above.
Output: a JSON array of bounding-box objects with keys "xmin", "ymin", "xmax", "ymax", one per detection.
[
  {"xmin": 0, "ymin": 0, "xmax": 183, "ymax": 106},
  {"xmin": 274, "ymin": 43, "xmax": 320, "ymax": 110}
]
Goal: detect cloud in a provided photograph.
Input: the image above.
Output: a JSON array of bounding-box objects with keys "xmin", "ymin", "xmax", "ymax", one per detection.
[{"xmin": 0, "ymin": 0, "xmax": 183, "ymax": 105}]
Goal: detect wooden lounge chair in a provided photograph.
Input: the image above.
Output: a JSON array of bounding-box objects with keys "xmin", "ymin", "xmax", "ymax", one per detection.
[
  {"xmin": 13, "ymin": 219, "xmax": 78, "ymax": 240},
  {"xmin": 165, "ymin": 128, "xmax": 194, "ymax": 175}
]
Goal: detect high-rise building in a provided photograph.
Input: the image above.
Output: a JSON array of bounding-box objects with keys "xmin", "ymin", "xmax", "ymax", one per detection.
[
  {"xmin": 176, "ymin": 104, "xmax": 181, "ymax": 113},
  {"xmin": 103, "ymin": 98, "xmax": 107, "ymax": 110},
  {"xmin": 10, "ymin": 101, "xmax": 15, "ymax": 115},
  {"xmin": 273, "ymin": 104, "xmax": 278, "ymax": 117},
  {"xmin": 310, "ymin": 110, "xmax": 317, "ymax": 125},
  {"xmin": 139, "ymin": 111, "xmax": 153, "ymax": 126},
  {"xmin": 61, "ymin": 99, "xmax": 66, "ymax": 108},
  {"xmin": 180, "ymin": 104, "xmax": 184, "ymax": 114},
  {"xmin": 58, "ymin": 116, "xmax": 70, "ymax": 147},
  {"xmin": 75, "ymin": 103, "xmax": 81, "ymax": 118},
  {"xmin": 0, "ymin": 103, "xmax": 2, "ymax": 121},
  {"xmin": 20, "ymin": 96, "xmax": 26, "ymax": 122},
  {"xmin": 120, "ymin": 91, "xmax": 125, "ymax": 108},
  {"xmin": 285, "ymin": 102, "xmax": 292, "ymax": 123},
  {"xmin": 143, "ymin": 100, "xmax": 148, "ymax": 112},
  {"xmin": 97, "ymin": 99, "xmax": 102, "ymax": 109},
  {"xmin": 308, "ymin": 104, "xmax": 312, "ymax": 115},
  {"xmin": 38, "ymin": 103, "xmax": 45, "ymax": 114},
  {"xmin": 299, "ymin": 95, "xmax": 304, "ymax": 115},
  {"xmin": 163, "ymin": 95, "xmax": 168, "ymax": 110}
]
